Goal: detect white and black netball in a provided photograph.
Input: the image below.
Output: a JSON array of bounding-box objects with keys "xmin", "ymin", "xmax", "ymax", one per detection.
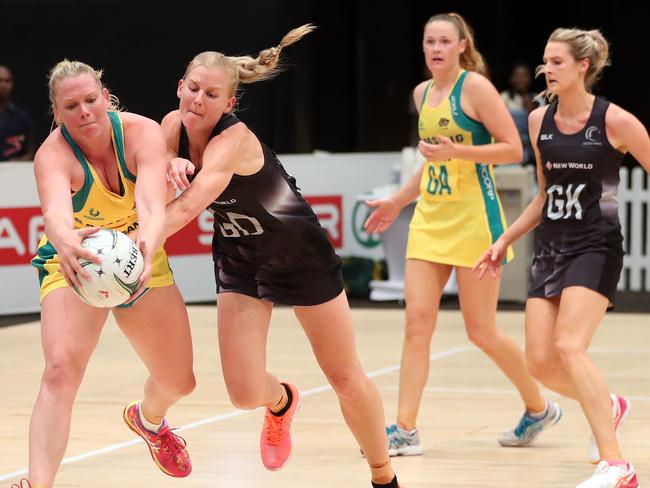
[{"xmin": 73, "ymin": 229, "xmax": 144, "ymax": 308}]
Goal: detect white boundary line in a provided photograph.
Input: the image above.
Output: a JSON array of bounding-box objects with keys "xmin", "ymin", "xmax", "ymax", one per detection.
[
  {"xmin": 0, "ymin": 346, "xmax": 469, "ymax": 481},
  {"xmin": 410, "ymin": 386, "xmax": 650, "ymax": 403}
]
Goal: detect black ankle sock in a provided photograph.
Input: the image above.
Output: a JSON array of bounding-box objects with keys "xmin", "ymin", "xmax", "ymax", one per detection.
[
  {"xmin": 271, "ymin": 383, "xmax": 293, "ymax": 417},
  {"xmin": 371, "ymin": 475, "xmax": 398, "ymax": 488}
]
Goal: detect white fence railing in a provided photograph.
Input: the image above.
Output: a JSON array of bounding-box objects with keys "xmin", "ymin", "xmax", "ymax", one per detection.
[{"xmin": 619, "ymin": 167, "xmax": 649, "ymax": 292}]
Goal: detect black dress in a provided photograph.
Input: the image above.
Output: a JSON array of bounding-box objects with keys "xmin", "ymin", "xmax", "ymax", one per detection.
[
  {"xmin": 179, "ymin": 113, "xmax": 344, "ymax": 306},
  {"xmin": 529, "ymin": 97, "xmax": 625, "ymax": 304}
]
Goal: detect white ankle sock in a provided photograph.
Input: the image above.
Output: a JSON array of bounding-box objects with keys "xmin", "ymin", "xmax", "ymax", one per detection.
[
  {"xmin": 138, "ymin": 401, "xmax": 163, "ymax": 433},
  {"xmin": 528, "ymin": 401, "xmax": 549, "ymax": 419}
]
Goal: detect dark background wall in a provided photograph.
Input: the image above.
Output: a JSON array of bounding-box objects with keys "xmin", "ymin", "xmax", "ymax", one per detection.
[{"xmin": 2, "ymin": 0, "xmax": 647, "ymax": 168}]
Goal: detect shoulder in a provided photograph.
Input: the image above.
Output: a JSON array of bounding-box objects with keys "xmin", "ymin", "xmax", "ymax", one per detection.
[
  {"xmin": 462, "ymin": 71, "xmax": 499, "ymax": 97},
  {"xmin": 604, "ymin": 101, "xmax": 646, "ymax": 145},
  {"xmin": 528, "ymin": 105, "xmax": 550, "ymax": 141},
  {"xmin": 207, "ymin": 116, "xmax": 248, "ymax": 148},
  {"xmin": 412, "ymin": 80, "xmax": 431, "ymax": 109},
  {"xmin": 460, "ymin": 72, "xmax": 502, "ymax": 113},
  {"xmin": 118, "ymin": 111, "xmax": 162, "ymax": 133},
  {"xmin": 34, "ymin": 128, "xmax": 75, "ymax": 170},
  {"xmin": 529, "ymin": 105, "xmax": 550, "ymax": 126},
  {"xmin": 604, "ymin": 101, "xmax": 636, "ymax": 129},
  {"xmin": 160, "ymin": 110, "xmax": 181, "ymax": 142},
  {"xmin": 161, "ymin": 110, "xmax": 181, "ymax": 130},
  {"xmin": 118, "ymin": 112, "xmax": 165, "ymax": 145}
]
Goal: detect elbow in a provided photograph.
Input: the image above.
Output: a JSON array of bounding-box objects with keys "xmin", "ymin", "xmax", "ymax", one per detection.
[
  {"xmin": 179, "ymin": 201, "xmax": 199, "ymax": 223},
  {"xmin": 43, "ymin": 212, "xmax": 65, "ymax": 232},
  {"xmin": 170, "ymin": 199, "xmax": 202, "ymax": 233},
  {"xmin": 510, "ymin": 141, "xmax": 524, "ymax": 163},
  {"xmin": 138, "ymin": 199, "xmax": 166, "ymax": 219}
]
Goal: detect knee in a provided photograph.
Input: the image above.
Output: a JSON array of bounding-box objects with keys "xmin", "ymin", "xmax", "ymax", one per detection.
[
  {"xmin": 404, "ymin": 304, "xmax": 435, "ymax": 341},
  {"xmin": 156, "ymin": 370, "xmax": 196, "ymax": 399},
  {"xmin": 171, "ymin": 373, "xmax": 196, "ymax": 398},
  {"xmin": 42, "ymin": 357, "xmax": 85, "ymax": 392},
  {"xmin": 526, "ymin": 347, "xmax": 554, "ymax": 383},
  {"xmin": 465, "ymin": 324, "xmax": 499, "ymax": 353},
  {"xmin": 227, "ymin": 386, "xmax": 264, "ymax": 411},
  {"xmin": 325, "ymin": 365, "xmax": 366, "ymax": 400},
  {"xmin": 554, "ymin": 333, "xmax": 587, "ymax": 365}
]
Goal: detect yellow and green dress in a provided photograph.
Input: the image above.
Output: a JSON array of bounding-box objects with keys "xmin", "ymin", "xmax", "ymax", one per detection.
[
  {"xmin": 31, "ymin": 111, "xmax": 174, "ymax": 303},
  {"xmin": 407, "ymin": 70, "xmax": 513, "ymax": 267}
]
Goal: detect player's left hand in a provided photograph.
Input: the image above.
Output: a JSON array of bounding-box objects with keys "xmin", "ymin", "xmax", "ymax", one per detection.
[
  {"xmin": 418, "ymin": 136, "xmax": 456, "ymax": 162},
  {"xmin": 124, "ymin": 239, "xmax": 152, "ymax": 304},
  {"xmin": 472, "ymin": 237, "xmax": 508, "ymax": 280}
]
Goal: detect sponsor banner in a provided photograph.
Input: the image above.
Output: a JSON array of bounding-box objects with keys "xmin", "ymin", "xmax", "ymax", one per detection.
[
  {"xmin": 0, "ymin": 207, "xmax": 44, "ymax": 265},
  {"xmin": 0, "ymin": 153, "xmax": 398, "ymax": 313},
  {"xmin": 304, "ymin": 195, "xmax": 343, "ymax": 248},
  {"xmin": 0, "ymin": 195, "xmax": 346, "ymax": 265}
]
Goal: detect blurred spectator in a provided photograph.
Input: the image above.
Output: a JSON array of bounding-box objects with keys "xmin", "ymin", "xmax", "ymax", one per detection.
[
  {"xmin": 500, "ymin": 63, "xmax": 544, "ymax": 165},
  {"xmin": 0, "ymin": 65, "xmax": 35, "ymax": 161}
]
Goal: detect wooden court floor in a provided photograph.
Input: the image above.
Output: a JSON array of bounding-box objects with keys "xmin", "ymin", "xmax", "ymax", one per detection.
[{"xmin": 1, "ymin": 306, "xmax": 648, "ymax": 487}]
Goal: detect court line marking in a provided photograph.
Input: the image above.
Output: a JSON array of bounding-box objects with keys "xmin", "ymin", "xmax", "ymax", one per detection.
[
  {"xmin": 0, "ymin": 346, "xmax": 469, "ymax": 481},
  {"xmin": 410, "ymin": 386, "xmax": 650, "ymax": 402}
]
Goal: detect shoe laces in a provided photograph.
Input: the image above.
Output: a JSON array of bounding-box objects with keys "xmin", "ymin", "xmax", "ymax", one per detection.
[
  {"xmin": 265, "ymin": 410, "xmax": 286, "ymax": 446},
  {"xmin": 388, "ymin": 436, "xmax": 403, "ymax": 449},
  {"xmin": 597, "ymin": 461, "xmax": 631, "ymax": 476},
  {"xmin": 11, "ymin": 479, "xmax": 31, "ymax": 488},
  {"xmin": 386, "ymin": 424, "xmax": 398, "ymax": 437},
  {"xmin": 514, "ymin": 413, "xmax": 537, "ymax": 438},
  {"xmin": 157, "ymin": 426, "xmax": 188, "ymax": 463}
]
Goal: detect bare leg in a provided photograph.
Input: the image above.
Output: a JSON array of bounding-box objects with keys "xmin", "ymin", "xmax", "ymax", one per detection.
[
  {"xmin": 554, "ymin": 287, "xmax": 622, "ymax": 461},
  {"xmin": 525, "ymin": 297, "xmax": 579, "ymax": 399},
  {"xmin": 216, "ymin": 292, "xmax": 284, "ymax": 410},
  {"xmin": 295, "ymin": 291, "xmax": 396, "ymax": 484},
  {"xmin": 113, "ymin": 285, "xmax": 195, "ymax": 422},
  {"xmin": 456, "ymin": 267, "xmax": 546, "ymax": 413},
  {"xmin": 396, "ymin": 259, "xmax": 451, "ymax": 430},
  {"xmin": 28, "ymin": 288, "xmax": 108, "ymax": 487}
]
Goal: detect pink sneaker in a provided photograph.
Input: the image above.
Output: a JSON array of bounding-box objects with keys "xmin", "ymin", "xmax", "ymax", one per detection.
[
  {"xmin": 612, "ymin": 395, "xmax": 630, "ymax": 431},
  {"xmin": 10, "ymin": 479, "xmax": 31, "ymax": 488},
  {"xmin": 576, "ymin": 461, "xmax": 639, "ymax": 488},
  {"xmin": 588, "ymin": 394, "xmax": 631, "ymax": 464},
  {"xmin": 260, "ymin": 382, "xmax": 300, "ymax": 470},
  {"xmin": 123, "ymin": 401, "xmax": 192, "ymax": 477}
]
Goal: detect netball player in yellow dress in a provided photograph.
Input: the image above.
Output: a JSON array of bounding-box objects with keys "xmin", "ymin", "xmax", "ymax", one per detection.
[
  {"xmin": 365, "ymin": 13, "xmax": 561, "ymax": 456},
  {"xmin": 21, "ymin": 60, "xmax": 194, "ymax": 488}
]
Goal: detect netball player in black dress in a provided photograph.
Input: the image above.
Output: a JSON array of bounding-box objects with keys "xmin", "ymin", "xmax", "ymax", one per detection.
[
  {"xmin": 474, "ymin": 28, "xmax": 650, "ymax": 488},
  {"xmin": 161, "ymin": 25, "xmax": 401, "ymax": 488}
]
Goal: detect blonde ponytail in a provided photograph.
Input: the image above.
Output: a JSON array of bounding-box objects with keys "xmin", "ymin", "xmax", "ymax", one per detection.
[{"xmin": 183, "ymin": 24, "xmax": 316, "ymax": 98}]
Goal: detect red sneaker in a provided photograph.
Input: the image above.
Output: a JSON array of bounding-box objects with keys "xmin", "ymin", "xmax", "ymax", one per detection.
[
  {"xmin": 260, "ymin": 382, "xmax": 300, "ymax": 470},
  {"xmin": 123, "ymin": 401, "xmax": 192, "ymax": 477},
  {"xmin": 10, "ymin": 479, "xmax": 31, "ymax": 488}
]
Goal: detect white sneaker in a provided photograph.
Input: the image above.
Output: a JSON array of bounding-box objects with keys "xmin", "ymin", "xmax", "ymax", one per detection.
[
  {"xmin": 576, "ymin": 461, "xmax": 639, "ymax": 488},
  {"xmin": 498, "ymin": 400, "xmax": 563, "ymax": 447},
  {"xmin": 386, "ymin": 424, "xmax": 423, "ymax": 456},
  {"xmin": 588, "ymin": 394, "xmax": 631, "ymax": 464}
]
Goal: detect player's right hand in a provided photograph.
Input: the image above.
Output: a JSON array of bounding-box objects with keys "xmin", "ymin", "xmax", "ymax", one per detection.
[
  {"xmin": 167, "ymin": 157, "xmax": 195, "ymax": 191},
  {"xmin": 364, "ymin": 198, "xmax": 400, "ymax": 234},
  {"xmin": 56, "ymin": 227, "xmax": 102, "ymax": 288}
]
